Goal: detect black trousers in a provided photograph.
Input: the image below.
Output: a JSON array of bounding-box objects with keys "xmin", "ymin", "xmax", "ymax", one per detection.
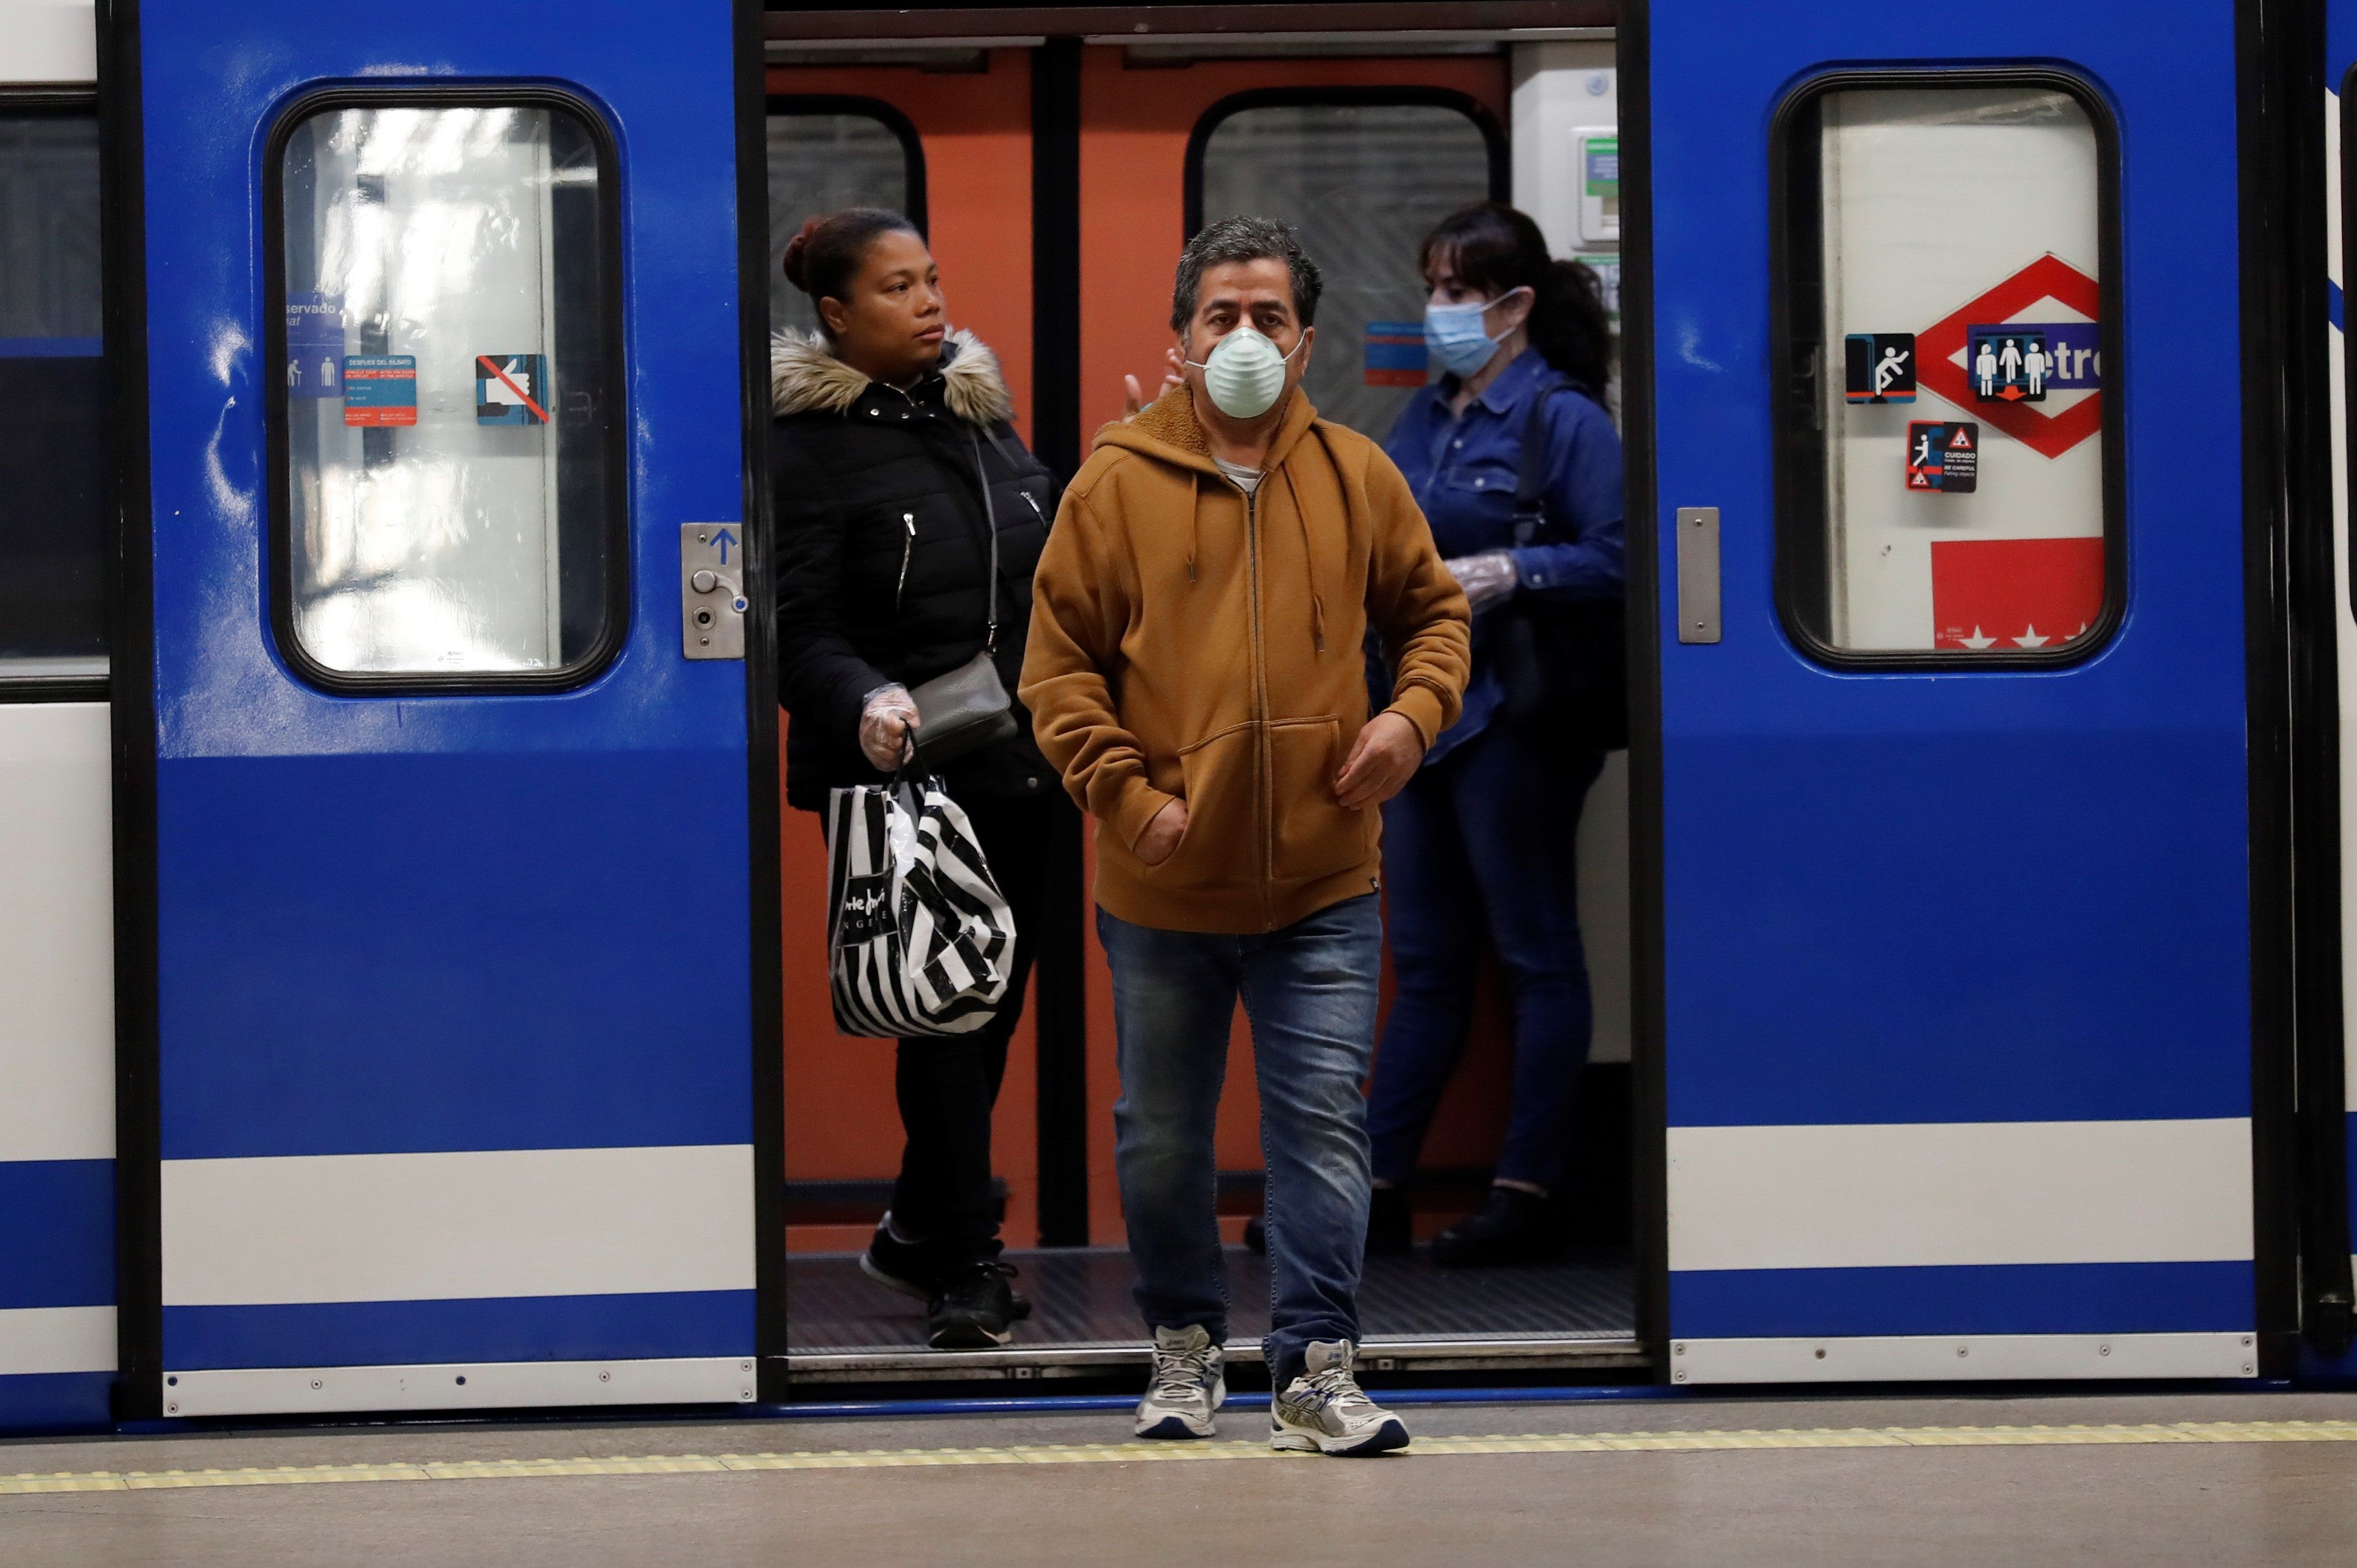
[{"xmin": 885, "ymin": 789, "xmax": 1067, "ymax": 1268}]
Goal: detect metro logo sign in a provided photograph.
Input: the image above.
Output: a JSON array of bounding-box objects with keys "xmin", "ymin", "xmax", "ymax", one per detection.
[{"xmin": 1916, "ymin": 255, "xmax": 2102, "ymax": 460}]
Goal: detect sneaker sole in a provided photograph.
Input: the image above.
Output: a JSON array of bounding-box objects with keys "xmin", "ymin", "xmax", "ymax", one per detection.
[
  {"xmin": 1134, "ymin": 1377, "xmax": 1225, "ymax": 1439},
  {"xmin": 859, "ymin": 1250, "xmax": 933, "ymax": 1304},
  {"xmin": 1269, "ymin": 1417, "xmax": 1410, "ymax": 1457},
  {"xmin": 928, "ymin": 1320, "xmax": 1015, "ymax": 1349}
]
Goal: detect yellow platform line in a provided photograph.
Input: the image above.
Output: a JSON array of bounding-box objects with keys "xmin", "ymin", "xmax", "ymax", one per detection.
[{"xmin": 4, "ymin": 1420, "xmax": 2355, "ymax": 1496}]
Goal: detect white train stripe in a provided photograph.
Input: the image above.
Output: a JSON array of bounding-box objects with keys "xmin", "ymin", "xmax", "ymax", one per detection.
[
  {"xmin": 0, "ymin": 703, "xmax": 114, "ymax": 1166},
  {"xmin": 161, "ymin": 1145, "xmax": 756, "ymax": 1306},
  {"xmin": 0, "ymin": 1306, "xmax": 116, "ymax": 1377},
  {"xmin": 1671, "ymin": 1331, "xmax": 2253, "ymax": 1385},
  {"xmin": 1667, "ymin": 1119, "xmax": 2252, "ymax": 1272},
  {"xmin": 162, "ymin": 1356, "xmax": 753, "ymax": 1418}
]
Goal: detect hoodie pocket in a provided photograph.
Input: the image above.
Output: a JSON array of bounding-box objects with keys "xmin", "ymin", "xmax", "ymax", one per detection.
[
  {"xmin": 1268, "ymin": 717, "xmax": 1368, "ymax": 882},
  {"xmin": 1143, "ymin": 723, "xmax": 1257, "ymax": 890}
]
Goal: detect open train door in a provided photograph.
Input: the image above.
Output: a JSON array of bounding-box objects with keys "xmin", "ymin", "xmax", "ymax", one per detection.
[
  {"xmin": 107, "ymin": 0, "xmax": 781, "ymax": 1417},
  {"xmin": 1630, "ymin": 0, "xmax": 2278, "ymax": 1382}
]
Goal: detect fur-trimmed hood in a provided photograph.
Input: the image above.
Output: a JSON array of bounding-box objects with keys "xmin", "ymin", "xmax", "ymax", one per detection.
[{"xmin": 770, "ymin": 327, "xmax": 1014, "ymax": 426}]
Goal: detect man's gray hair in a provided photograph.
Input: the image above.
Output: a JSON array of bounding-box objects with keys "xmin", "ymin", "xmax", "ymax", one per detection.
[{"xmin": 1169, "ymin": 215, "xmax": 1325, "ymax": 331}]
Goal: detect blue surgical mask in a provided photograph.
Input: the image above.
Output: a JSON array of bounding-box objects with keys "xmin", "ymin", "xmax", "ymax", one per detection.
[
  {"xmin": 1424, "ymin": 288, "xmax": 1529, "ymax": 378},
  {"xmin": 1185, "ymin": 325, "xmax": 1305, "ymax": 420}
]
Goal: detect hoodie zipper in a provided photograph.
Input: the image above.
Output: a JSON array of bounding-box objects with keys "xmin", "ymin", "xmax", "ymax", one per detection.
[{"xmin": 895, "ymin": 513, "xmax": 916, "ymax": 611}]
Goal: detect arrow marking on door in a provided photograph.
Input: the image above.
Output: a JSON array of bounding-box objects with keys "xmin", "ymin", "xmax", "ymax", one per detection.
[{"xmin": 712, "ymin": 528, "xmax": 737, "ymax": 565}]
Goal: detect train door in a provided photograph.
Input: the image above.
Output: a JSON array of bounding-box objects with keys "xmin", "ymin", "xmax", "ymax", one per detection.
[
  {"xmin": 114, "ymin": 0, "xmax": 777, "ymax": 1417},
  {"xmin": 1637, "ymin": 0, "xmax": 2265, "ymax": 1380},
  {"xmin": 0, "ymin": 12, "xmax": 115, "ymax": 1433}
]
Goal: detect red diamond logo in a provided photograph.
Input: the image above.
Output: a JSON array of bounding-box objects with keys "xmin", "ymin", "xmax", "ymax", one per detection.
[{"xmin": 1916, "ymin": 254, "xmax": 2101, "ymax": 460}]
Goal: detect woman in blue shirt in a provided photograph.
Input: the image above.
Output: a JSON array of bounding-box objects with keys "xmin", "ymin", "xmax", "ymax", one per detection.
[{"xmin": 1367, "ymin": 202, "xmax": 1623, "ymax": 1267}]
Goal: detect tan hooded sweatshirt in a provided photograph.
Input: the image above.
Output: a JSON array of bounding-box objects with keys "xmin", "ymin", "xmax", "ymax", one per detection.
[{"xmin": 1020, "ymin": 384, "xmax": 1471, "ymax": 934}]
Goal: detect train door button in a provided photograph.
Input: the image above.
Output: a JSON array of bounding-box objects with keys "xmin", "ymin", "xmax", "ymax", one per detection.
[{"xmin": 680, "ymin": 523, "xmax": 746, "ymax": 660}]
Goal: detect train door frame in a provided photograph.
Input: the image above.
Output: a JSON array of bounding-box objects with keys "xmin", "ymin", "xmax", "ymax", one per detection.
[{"xmin": 764, "ymin": 3, "xmax": 1642, "ymax": 1384}]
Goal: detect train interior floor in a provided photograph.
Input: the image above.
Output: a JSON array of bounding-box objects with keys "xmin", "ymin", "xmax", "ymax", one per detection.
[
  {"xmin": 5, "ymin": 1389, "xmax": 2356, "ymax": 1566},
  {"xmin": 785, "ymin": 1243, "xmax": 1638, "ymax": 1355}
]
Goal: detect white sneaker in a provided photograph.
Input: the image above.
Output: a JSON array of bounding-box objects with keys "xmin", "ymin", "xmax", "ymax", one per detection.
[
  {"xmin": 1270, "ymin": 1341, "xmax": 1409, "ymax": 1456},
  {"xmin": 1134, "ymin": 1324, "xmax": 1225, "ymax": 1439}
]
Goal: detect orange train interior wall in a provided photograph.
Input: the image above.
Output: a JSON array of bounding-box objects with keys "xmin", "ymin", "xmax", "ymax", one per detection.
[
  {"xmin": 774, "ymin": 45, "xmax": 1529, "ymax": 1251},
  {"xmin": 769, "ymin": 52, "xmax": 1037, "ymax": 1251}
]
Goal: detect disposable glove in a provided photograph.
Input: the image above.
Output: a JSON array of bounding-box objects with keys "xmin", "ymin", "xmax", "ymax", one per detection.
[
  {"xmin": 858, "ymin": 685, "xmax": 921, "ymax": 770},
  {"xmin": 1444, "ymin": 549, "xmax": 1520, "ymax": 615}
]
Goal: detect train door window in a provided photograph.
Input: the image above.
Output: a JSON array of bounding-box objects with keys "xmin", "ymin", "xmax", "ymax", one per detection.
[
  {"xmin": 1776, "ymin": 78, "xmax": 2122, "ymax": 662},
  {"xmin": 268, "ymin": 95, "xmax": 624, "ymax": 687},
  {"xmin": 0, "ymin": 100, "xmax": 106, "ymax": 688},
  {"xmin": 1188, "ymin": 92, "xmax": 1506, "ymax": 438},
  {"xmin": 766, "ymin": 100, "xmax": 925, "ymax": 339}
]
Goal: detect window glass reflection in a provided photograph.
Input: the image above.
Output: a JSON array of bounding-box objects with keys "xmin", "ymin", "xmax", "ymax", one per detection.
[{"xmin": 279, "ymin": 103, "xmax": 617, "ymax": 677}]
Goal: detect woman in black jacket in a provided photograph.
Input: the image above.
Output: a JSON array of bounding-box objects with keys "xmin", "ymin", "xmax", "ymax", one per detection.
[{"xmin": 771, "ymin": 208, "xmax": 1063, "ymax": 1350}]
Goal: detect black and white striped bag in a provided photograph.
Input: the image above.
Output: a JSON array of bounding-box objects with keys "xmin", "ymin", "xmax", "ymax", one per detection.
[{"xmin": 824, "ymin": 774, "xmax": 1017, "ymax": 1038}]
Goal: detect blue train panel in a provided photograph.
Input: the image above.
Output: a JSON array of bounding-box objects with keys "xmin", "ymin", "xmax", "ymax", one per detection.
[
  {"xmin": 133, "ymin": 0, "xmax": 756, "ymax": 1413},
  {"xmin": 1645, "ymin": 0, "xmax": 2256, "ymax": 1380}
]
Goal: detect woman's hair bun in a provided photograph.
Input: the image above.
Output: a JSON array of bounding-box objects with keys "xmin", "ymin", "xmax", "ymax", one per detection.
[
  {"xmin": 781, "ymin": 208, "xmax": 920, "ymax": 314},
  {"xmin": 780, "ymin": 217, "xmax": 824, "ymax": 292}
]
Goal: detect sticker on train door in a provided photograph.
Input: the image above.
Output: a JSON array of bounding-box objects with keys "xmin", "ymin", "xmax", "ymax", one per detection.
[
  {"xmin": 1931, "ymin": 536, "xmax": 2102, "ymax": 649},
  {"xmin": 476, "ymin": 353, "xmax": 550, "ymax": 424},
  {"xmin": 1906, "ymin": 420, "xmax": 1978, "ymax": 492},
  {"xmin": 1844, "ymin": 332, "xmax": 1916, "ymax": 402},
  {"xmin": 341, "ymin": 355, "xmax": 417, "ymax": 427},
  {"xmin": 285, "ymin": 292, "xmax": 343, "ymax": 399}
]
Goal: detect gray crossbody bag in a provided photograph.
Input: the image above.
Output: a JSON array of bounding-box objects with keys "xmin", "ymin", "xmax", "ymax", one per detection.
[{"xmin": 904, "ymin": 427, "xmax": 1023, "ymax": 770}]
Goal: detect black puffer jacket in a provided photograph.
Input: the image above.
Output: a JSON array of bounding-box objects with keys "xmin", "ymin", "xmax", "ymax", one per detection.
[{"xmin": 771, "ymin": 329, "xmax": 1057, "ymax": 811}]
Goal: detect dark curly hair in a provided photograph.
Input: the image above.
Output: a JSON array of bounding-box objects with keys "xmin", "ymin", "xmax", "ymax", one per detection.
[{"xmin": 1170, "ymin": 214, "xmax": 1325, "ymax": 331}]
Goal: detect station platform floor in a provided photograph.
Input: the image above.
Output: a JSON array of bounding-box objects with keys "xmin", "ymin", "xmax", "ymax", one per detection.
[{"xmin": 3, "ymin": 1388, "xmax": 2355, "ymax": 1566}]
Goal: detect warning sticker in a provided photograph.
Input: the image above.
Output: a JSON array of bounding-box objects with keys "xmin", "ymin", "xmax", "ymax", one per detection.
[
  {"xmin": 341, "ymin": 355, "xmax": 417, "ymax": 427},
  {"xmin": 1844, "ymin": 332, "xmax": 1916, "ymax": 404},
  {"xmin": 1906, "ymin": 420, "xmax": 1979, "ymax": 493},
  {"xmin": 476, "ymin": 353, "xmax": 550, "ymax": 424},
  {"xmin": 1362, "ymin": 321, "xmax": 1427, "ymax": 389},
  {"xmin": 1931, "ymin": 536, "xmax": 2102, "ymax": 650},
  {"xmin": 285, "ymin": 292, "xmax": 344, "ymax": 401},
  {"xmin": 1584, "ymin": 137, "xmax": 1619, "ymax": 198}
]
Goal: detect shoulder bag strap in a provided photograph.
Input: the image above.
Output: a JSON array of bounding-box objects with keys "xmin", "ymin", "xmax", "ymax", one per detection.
[
  {"xmin": 1510, "ymin": 384, "xmax": 1571, "ymax": 547},
  {"xmin": 969, "ymin": 426, "xmax": 1001, "ymax": 653}
]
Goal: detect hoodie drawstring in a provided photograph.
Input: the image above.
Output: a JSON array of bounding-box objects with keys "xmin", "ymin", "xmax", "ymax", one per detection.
[
  {"xmin": 1281, "ymin": 463, "xmax": 1325, "ymax": 655},
  {"xmin": 1185, "ymin": 469, "xmax": 1199, "ymax": 583}
]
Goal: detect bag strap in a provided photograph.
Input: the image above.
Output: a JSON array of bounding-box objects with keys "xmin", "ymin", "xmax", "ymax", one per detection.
[
  {"xmin": 1510, "ymin": 384, "xmax": 1573, "ymax": 548},
  {"xmin": 970, "ymin": 426, "xmax": 1002, "ymax": 654}
]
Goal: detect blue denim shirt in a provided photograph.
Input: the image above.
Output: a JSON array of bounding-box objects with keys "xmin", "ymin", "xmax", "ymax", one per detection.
[{"xmin": 1382, "ymin": 348, "xmax": 1625, "ymax": 761}]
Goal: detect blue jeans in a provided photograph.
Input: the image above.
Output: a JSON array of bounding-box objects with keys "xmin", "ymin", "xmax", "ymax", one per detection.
[
  {"xmin": 1366, "ymin": 723, "xmax": 1606, "ymax": 1192},
  {"xmin": 1097, "ymin": 894, "xmax": 1382, "ymax": 1389}
]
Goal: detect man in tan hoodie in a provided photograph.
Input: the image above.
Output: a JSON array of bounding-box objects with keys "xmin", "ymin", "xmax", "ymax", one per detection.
[{"xmin": 1021, "ymin": 217, "xmax": 1471, "ymax": 1455}]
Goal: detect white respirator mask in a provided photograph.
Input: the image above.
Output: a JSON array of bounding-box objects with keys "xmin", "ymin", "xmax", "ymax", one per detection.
[{"xmin": 1185, "ymin": 325, "xmax": 1305, "ymax": 420}]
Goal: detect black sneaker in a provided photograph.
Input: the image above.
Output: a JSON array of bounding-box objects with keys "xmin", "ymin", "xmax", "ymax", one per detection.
[
  {"xmin": 860, "ymin": 1216, "xmax": 1031, "ymax": 1320},
  {"xmin": 928, "ymin": 1262, "xmax": 1020, "ymax": 1349},
  {"xmin": 1430, "ymin": 1186, "xmax": 1565, "ymax": 1268}
]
